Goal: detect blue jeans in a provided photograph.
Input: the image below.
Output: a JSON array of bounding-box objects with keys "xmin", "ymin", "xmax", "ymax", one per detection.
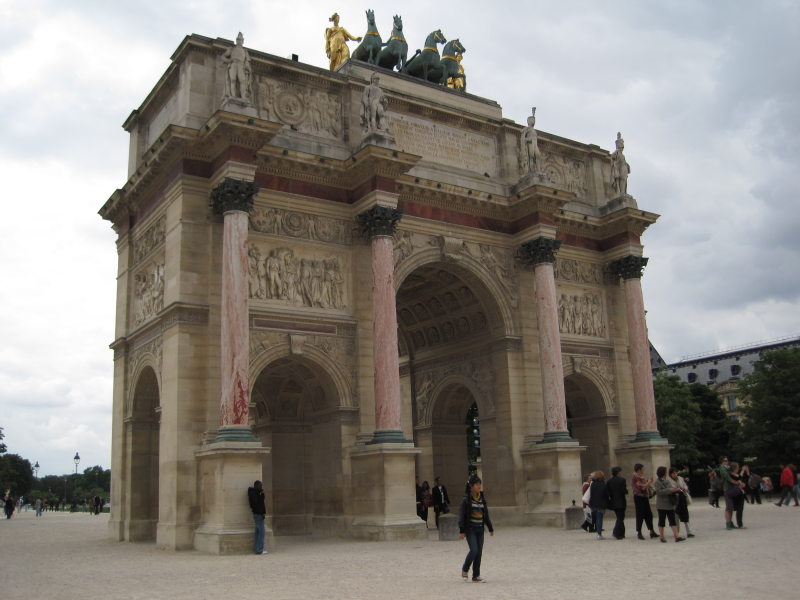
[
  {"xmin": 253, "ymin": 514, "xmax": 265, "ymax": 553},
  {"xmin": 592, "ymin": 508, "xmax": 605, "ymax": 535},
  {"xmin": 462, "ymin": 528, "xmax": 484, "ymax": 578}
]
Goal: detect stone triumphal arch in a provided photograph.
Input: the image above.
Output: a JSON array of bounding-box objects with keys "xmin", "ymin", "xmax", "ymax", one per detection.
[{"xmin": 100, "ymin": 31, "xmax": 669, "ymax": 552}]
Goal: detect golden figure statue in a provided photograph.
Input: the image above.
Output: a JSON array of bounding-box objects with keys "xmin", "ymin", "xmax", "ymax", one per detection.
[
  {"xmin": 325, "ymin": 12, "xmax": 361, "ymax": 71},
  {"xmin": 446, "ymin": 52, "xmax": 466, "ymax": 91}
]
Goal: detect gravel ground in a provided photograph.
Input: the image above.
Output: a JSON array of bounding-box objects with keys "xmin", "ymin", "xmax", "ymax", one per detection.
[{"xmin": 2, "ymin": 501, "xmax": 797, "ymax": 599}]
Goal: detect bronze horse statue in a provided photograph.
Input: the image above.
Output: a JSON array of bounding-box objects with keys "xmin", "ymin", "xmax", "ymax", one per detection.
[
  {"xmin": 402, "ymin": 29, "xmax": 446, "ymax": 81},
  {"xmin": 404, "ymin": 35, "xmax": 465, "ymax": 86},
  {"xmin": 351, "ymin": 9, "xmax": 382, "ymax": 65},
  {"xmin": 377, "ymin": 14, "xmax": 408, "ymax": 71}
]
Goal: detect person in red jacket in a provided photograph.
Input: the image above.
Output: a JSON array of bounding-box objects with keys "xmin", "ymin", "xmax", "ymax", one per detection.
[{"xmin": 775, "ymin": 464, "xmax": 799, "ymax": 507}]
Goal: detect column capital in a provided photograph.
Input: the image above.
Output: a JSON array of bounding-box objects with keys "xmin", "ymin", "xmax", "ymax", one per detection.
[
  {"xmin": 211, "ymin": 177, "xmax": 259, "ymax": 215},
  {"xmin": 610, "ymin": 255, "xmax": 649, "ymax": 279},
  {"xmin": 357, "ymin": 205, "xmax": 402, "ymax": 238},
  {"xmin": 518, "ymin": 237, "xmax": 561, "ymax": 266}
]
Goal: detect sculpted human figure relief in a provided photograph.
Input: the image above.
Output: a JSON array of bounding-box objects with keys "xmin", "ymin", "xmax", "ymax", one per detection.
[
  {"xmin": 520, "ymin": 107, "xmax": 541, "ymax": 175},
  {"xmin": 325, "ymin": 12, "xmax": 362, "ymax": 71},
  {"xmin": 361, "ymin": 72, "xmax": 390, "ymax": 133},
  {"xmin": 610, "ymin": 131, "xmax": 630, "ymax": 197},
  {"xmin": 222, "ymin": 32, "xmax": 252, "ymax": 101}
]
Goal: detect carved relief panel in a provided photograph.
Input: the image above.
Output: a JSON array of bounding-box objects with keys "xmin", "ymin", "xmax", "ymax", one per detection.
[
  {"xmin": 250, "ymin": 207, "xmax": 353, "ymax": 246},
  {"xmin": 248, "ymin": 242, "xmax": 348, "ymax": 311},
  {"xmin": 131, "ymin": 258, "xmax": 165, "ymax": 328},
  {"xmin": 256, "ymin": 77, "xmax": 342, "ymax": 139},
  {"xmin": 557, "ymin": 288, "xmax": 606, "ymax": 338},
  {"xmin": 554, "ymin": 258, "xmax": 603, "ymax": 286},
  {"xmin": 533, "ymin": 148, "xmax": 588, "ymax": 199},
  {"xmin": 131, "ymin": 216, "xmax": 166, "ymax": 266}
]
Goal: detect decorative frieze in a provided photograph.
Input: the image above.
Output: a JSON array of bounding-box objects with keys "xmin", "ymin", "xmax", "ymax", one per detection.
[
  {"xmin": 211, "ymin": 177, "xmax": 259, "ymax": 214},
  {"xmin": 250, "ymin": 207, "xmax": 354, "ymax": 246},
  {"xmin": 609, "ymin": 255, "xmax": 649, "ymax": 280},
  {"xmin": 539, "ymin": 151, "xmax": 588, "ymax": 198},
  {"xmin": 132, "ymin": 260, "xmax": 165, "ymax": 327},
  {"xmin": 557, "ymin": 291, "xmax": 606, "ymax": 337},
  {"xmin": 554, "ymin": 258, "xmax": 603, "ymax": 285},
  {"xmin": 357, "ymin": 205, "xmax": 402, "ymax": 238},
  {"xmin": 132, "ymin": 216, "xmax": 166, "ymax": 266},
  {"xmin": 248, "ymin": 244, "xmax": 346, "ymax": 310}
]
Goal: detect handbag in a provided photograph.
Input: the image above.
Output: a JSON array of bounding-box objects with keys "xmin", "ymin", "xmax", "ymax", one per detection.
[{"xmin": 582, "ymin": 486, "xmax": 591, "ymax": 505}]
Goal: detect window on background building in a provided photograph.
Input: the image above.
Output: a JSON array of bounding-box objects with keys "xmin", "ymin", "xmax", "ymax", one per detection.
[
  {"xmin": 709, "ymin": 368, "xmax": 719, "ymax": 380},
  {"xmin": 730, "ymin": 364, "xmax": 741, "ymax": 376},
  {"xmin": 727, "ymin": 396, "xmax": 737, "ymax": 411},
  {"xmin": 687, "ymin": 372, "xmax": 697, "ymax": 383}
]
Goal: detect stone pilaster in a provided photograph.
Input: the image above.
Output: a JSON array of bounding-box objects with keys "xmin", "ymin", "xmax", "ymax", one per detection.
[
  {"xmin": 610, "ymin": 255, "xmax": 662, "ymax": 441},
  {"xmin": 211, "ymin": 177, "xmax": 259, "ymax": 441},
  {"xmin": 519, "ymin": 237, "xmax": 572, "ymax": 442},
  {"xmin": 357, "ymin": 205, "xmax": 406, "ymax": 443}
]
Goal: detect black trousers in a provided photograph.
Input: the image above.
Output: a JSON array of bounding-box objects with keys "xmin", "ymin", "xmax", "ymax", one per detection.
[
  {"xmin": 612, "ymin": 508, "xmax": 626, "ymax": 539},
  {"xmin": 634, "ymin": 495, "xmax": 654, "ymax": 533},
  {"xmin": 776, "ymin": 485, "xmax": 799, "ymax": 506}
]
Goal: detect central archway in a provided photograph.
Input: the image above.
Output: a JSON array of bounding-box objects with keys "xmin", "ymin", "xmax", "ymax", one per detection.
[
  {"xmin": 127, "ymin": 366, "xmax": 160, "ymax": 542},
  {"xmin": 565, "ymin": 373, "xmax": 610, "ymax": 476}
]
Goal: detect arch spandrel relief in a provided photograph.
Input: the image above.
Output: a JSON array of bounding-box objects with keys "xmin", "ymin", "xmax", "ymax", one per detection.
[
  {"xmin": 247, "ymin": 243, "xmax": 348, "ymax": 311},
  {"xmin": 131, "ymin": 216, "xmax": 166, "ymax": 267},
  {"xmin": 125, "ymin": 337, "xmax": 163, "ymax": 418},
  {"xmin": 131, "ymin": 259, "xmax": 165, "ymax": 328},
  {"xmin": 412, "ymin": 350, "xmax": 497, "ymax": 427}
]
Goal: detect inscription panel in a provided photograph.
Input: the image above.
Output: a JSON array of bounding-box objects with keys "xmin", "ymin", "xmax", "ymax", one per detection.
[{"xmin": 388, "ymin": 115, "xmax": 496, "ymax": 172}]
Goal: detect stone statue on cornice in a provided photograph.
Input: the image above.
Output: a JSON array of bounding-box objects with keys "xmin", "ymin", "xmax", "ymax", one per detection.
[
  {"xmin": 610, "ymin": 132, "xmax": 630, "ymax": 197},
  {"xmin": 223, "ymin": 32, "xmax": 253, "ymax": 102},
  {"xmin": 520, "ymin": 107, "xmax": 541, "ymax": 175},
  {"xmin": 361, "ymin": 72, "xmax": 390, "ymax": 134}
]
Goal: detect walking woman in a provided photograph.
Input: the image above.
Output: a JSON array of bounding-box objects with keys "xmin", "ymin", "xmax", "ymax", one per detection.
[
  {"xmin": 654, "ymin": 466, "xmax": 684, "ymax": 543},
  {"xmin": 631, "ymin": 463, "xmax": 658, "ymax": 539},
  {"xmin": 458, "ymin": 475, "xmax": 494, "ymax": 583}
]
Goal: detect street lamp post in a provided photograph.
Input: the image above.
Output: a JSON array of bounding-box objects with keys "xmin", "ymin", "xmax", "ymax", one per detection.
[
  {"xmin": 73, "ymin": 452, "xmax": 80, "ymax": 475},
  {"xmin": 33, "ymin": 461, "xmax": 39, "ymax": 479}
]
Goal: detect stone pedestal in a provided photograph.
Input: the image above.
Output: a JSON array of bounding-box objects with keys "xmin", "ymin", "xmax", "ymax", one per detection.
[
  {"xmin": 564, "ymin": 505, "xmax": 585, "ymax": 530},
  {"xmin": 614, "ymin": 439, "xmax": 673, "ymax": 479},
  {"xmin": 437, "ymin": 513, "xmax": 460, "ymax": 541},
  {"xmin": 521, "ymin": 440, "xmax": 585, "ymax": 527},
  {"xmin": 349, "ymin": 443, "xmax": 426, "ymax": 541},
  {"xmin": 193, "ymin": 441, "xmax": 271, "ymax": 554}
]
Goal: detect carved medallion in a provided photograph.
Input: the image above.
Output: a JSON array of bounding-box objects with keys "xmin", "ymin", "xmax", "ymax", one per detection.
[{"xmin": 274, "ymin": 90, "xmax": 306, "ymax": 125}]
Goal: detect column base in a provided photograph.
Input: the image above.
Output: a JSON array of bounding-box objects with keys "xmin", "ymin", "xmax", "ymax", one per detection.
[
  {"xmin": 521, "ymin": 440, "xmax": 585, "ymax": 527},
  {"xmin": 615, "ymin": 436, "xmax": 674, "ymax": 479},
  {"xmin": 538, "ymin": 430, "xmax": 576, "ymax": 444},
  {"xmin": 633, "ymin": 430, "xmax": 666, "ymax": 443},
  {"xmin": 193, "ymin": 441, "xmax": 271, "ymax": 554},
  {"xmin": 350, "ymin": 442, "xmax": 426, "ymax": 541},
  {"xmin": 366, "ymin": 429, "xmax": 412, "ymax": 444},
  {"xmin": 212, "ymin": 426, "xmax": 261, "ymax": 443}
]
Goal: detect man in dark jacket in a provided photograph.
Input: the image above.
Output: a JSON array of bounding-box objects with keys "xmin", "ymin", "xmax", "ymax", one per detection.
[
  {"xmin": 607, "ymin": 466, "xmax": 628, "ymax": 539},
  {"xmin": 248, "ymin": 480, "xmax": 268, "ymax": 555},
  {"xmin": 431, "ymin": 477, "xmax": 450, "ymax": 528}
]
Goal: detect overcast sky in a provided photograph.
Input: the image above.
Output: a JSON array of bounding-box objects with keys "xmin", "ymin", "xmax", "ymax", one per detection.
[{"xmin": 1, "ymin": 0, "xmax": 798, "ymax": 476}]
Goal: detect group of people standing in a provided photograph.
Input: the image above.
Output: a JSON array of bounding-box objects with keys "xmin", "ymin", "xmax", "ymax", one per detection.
[
  {"xmin": 415, "ymin": 477, "xmax": 451, "ymax": 528},
  {"xmin": 581, "ymin": 463, "xmax": 693, "ymax": 542}
]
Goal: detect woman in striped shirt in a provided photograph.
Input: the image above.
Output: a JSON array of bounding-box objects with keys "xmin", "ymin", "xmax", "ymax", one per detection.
[{"xmin": 458, "ymin": 475, "xmax": 494, "ymax": 582}]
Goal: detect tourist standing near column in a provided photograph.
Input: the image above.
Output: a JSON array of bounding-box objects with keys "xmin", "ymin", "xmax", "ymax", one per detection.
[
  {"xmin": 458, "ymin": 476, "xmax": 493, "ymax": 583},
  {"xmin": 588, "ymin": 471, "xmax": 610, "ymax": 540},
  {"xmin": 606, "ymin": 466, "xmax": 628, "ymax": 540},
  {"xmin": 248, "ymin": 480, "xmax": 268, "ymax": 555},
  {"xmin": 631, "ymin": 464, "xmax": 657, "ymax": 539},
  {"xmin": 432, "ymin": 477, "xmax": 450, "ymax": 528}
]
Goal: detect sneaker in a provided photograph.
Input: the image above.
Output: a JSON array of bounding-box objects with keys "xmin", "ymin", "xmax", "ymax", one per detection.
[
  {"xmin": 472, "ymin": 577, "xmax": 486, "ymax": 583},
  {"xmin": 674, "ymin": 537, "xmax": 685, "ymax": 542},
  {"xmin": 256, "ymin": 550, "xmax": 268, "ymax": 555},
  {"xmin": 649, "ymin": 532, "xmax": 659, "ymax": 538},
  {"xmin": 462, "ymin": 571, "xmax": 468, "ymax": 581},
  {"xmin": 687, "ymin": 533, "xmax": 695, "ymax": 538},
  {"xmin": 637, "ymin": 533, "xmax": 645, "ymax": 540}
]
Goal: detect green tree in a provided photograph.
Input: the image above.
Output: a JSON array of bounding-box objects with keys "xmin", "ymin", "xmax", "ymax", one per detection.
[
  {"xmin": 654, "ymin": 372, "xmax": 702, "ymax": 469},
  {"xmin": 0, "ymin": 454, "xmax": 34, "ymax": 498},
  {"xmin": 739, "ymin": 347, "xmax": 800, "ymax": 466},
  {"xmin": 689, "ymin": 383, "xmax": 735, "ymax": 467},
  {"xmin": 0, "ymin": 426, "xmax": 6, "ymax": 453}
]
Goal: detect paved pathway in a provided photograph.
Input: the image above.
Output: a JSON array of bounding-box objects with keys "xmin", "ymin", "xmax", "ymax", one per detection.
[{"xmin": 2, "ymin": 502, "xmax": 797, "ymax": 599}]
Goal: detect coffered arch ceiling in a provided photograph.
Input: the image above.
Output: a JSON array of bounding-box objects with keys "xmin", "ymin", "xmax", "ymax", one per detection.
[
  {"xmin": 251, "ymin": 357, "xmax": 339, "ymax": 422},
  {"xmin": 396, "ymin": 264, "xmax": 503, "ymax": 357}
]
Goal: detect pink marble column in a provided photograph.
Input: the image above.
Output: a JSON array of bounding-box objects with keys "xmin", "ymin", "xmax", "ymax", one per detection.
[
  {"xmin": 358, "ymin": 205, "xmax": 406, "ymax": 443},
  {"xmin": 611, "ymin": 255, "xmax": 660, "ymax": 440},
  {"xmin": 211, "ymin": 178, "xmax": 259, "ymax": 442},
  {"xmin": 520, "ymin": 238, "xmax": 572, "ymax": 442}
]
